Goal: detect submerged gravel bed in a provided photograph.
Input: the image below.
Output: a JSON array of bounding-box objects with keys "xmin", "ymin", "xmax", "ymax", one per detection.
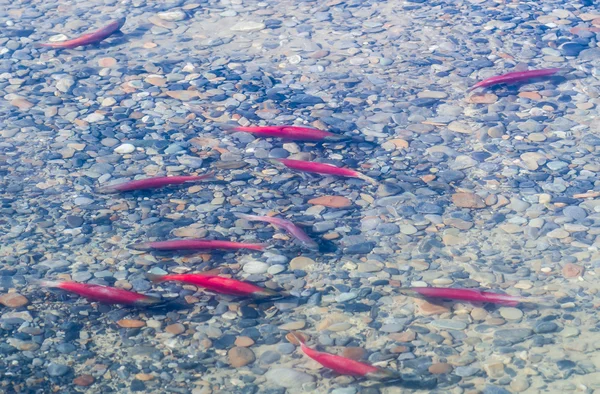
[{"xmin": 1, "ymin": 0, "xmax": 600, "ymax": 393}]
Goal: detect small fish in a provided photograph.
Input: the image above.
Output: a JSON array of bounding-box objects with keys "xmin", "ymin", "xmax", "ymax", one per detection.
[
  {"xmin": 147, "ymin": 273, "xmax": 280, "ymax": 299},
  {"xmin": 469, "ymin": 68, "xmax": 564, "ymax": 91},
  {"xmin": 234, "ymin": 213, "xmax": 319, "ymax": 250},
  {"xmin": 224, "ymin": 125, "xmax": 350, "ymax": 142},
  {"xmin": 128, "ymin": 239, "xmax": 266, "ymax": 252},
  {"xmin": 288, "ymin": 332, "xmax": 401, "ymax": 380},
  {"xmin": 96, "ymin": 172, "xmax": 214, "ymax": 193},
  {"xmin": 271, "ymin": 158, "xmax": 377, "ymax": 184},
  {"xmin": 35, "ymin": 280, "xmax": 162, "ymax": 306},
  {"xmin": 37, "ymin": 17, "xmax": 126, "ymax": 49},
  {"xmin": 398, "ymin": 287, "xmax": 522, "ymax": 306}
]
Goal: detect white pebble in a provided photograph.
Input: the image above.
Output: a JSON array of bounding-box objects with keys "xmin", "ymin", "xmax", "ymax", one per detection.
[
  {"xmin": 288, "ymin": 55, "xmax": 302, "ymax": 64},
  {"xmin": 243, "ymin": 261, "xmax": 268, "ymax": 274},
  {"xmin": 114, "ymin": 144, "xmax": 135, "ymax": 154}
]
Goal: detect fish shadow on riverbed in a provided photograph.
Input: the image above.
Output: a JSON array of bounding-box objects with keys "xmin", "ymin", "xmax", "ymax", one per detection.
[{"xmin": 365, "ymin": 374, "xmax": 438, "ymax": 390}]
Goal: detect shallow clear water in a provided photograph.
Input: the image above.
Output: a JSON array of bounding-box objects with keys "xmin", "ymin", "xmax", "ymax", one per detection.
[{"xmin": 1, "ymin": 1, "xmax": 599, "ymax": 393}]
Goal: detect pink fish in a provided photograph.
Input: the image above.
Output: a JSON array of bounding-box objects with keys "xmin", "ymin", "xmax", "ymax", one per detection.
[
  {"xmin": 469, "ymin": 68, "xmax": 564, "ymax": 91},
  {"xmin": 234, "ymin": 213, "xmax": 319, "ymax": 250},
  {"xmin": 148, "ymin": 273, "xmax": 280, "ymax": 299},
  {"xmin": 289, "ymin": 332, "xmax": 400, "ymax": 380},
  {"xmin": 96, "ymin": 173, "xmax": 214, "ymax": 193},
  {"xmin": 398, "ymin": 287, "xmax": 522, "ymax": 306},
  {"xmin": 271, "ymin": 158, "xmax": 377, "ymax": 184},
  {"xmin": 36, "ymin": 280, "xmax": 162, "ymax": 306},
  {"xmin": 225, "ymin": 125, "xmax": 350, "ymax": 142},
  {"xmin": 128, "ymin": 239, "xmax": 266, "ymax": 252},
  {"xmin": 37, "ymin": 18, "xmax": 126, "ymax": 49}
]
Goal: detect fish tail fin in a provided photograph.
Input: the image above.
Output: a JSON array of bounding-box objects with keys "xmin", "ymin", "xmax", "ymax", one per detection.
[
  {"xmin": 256, "ymin": 288, "xmax": 284, "ymax": 299},
  {"xmin": 33, "ymin": 43, "xmax": 50, "ymax": 49},
  {"xmin": 134, "ymin": 295, "xmax": 164, "ymax": 306},
  {"xmin": 522, "ymin": 295, "xmax": 556, "ymax": 307},
  {"xmin": 190, "ymin": 171, "xmax": 216, "ymax": 182},
  {"xmin": 146, "ymin": 273, "xmax": 166, "ymax": 284},
  {"xmin": 253, "ymin": 243, "xmax": 268, "ymax": 251},
  {"xmin": 127, "ymin": 242, "xmax": 152, "ymax": 251},
  {"xmin": 357, "ymin": 173, "xmax": 378, "ymax": 185},
  {"xmin": 555, "ymin": 67, "xmax": 576, "ymax": 76}
]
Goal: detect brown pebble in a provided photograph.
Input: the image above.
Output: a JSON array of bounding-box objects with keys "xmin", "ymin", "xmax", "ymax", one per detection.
[
  {"xmin": 117, "ymin": 319, "xmax": 145, "ymax": 328},
  {"xmin": 415, "ymin": 299, "xmax": 450, "ymax": 315},
  {"xmin": 518, "ymin": 91, "xmax": 541, "ymax": 100},
  {"xmin": 135, "ymin": 373, "xmax": 154, "ymax": 381},
  {"xmin": 0, "ymin": 293, "xmax": 29, "ymax": 308},
  {"xmin": 166, "ymin": 90, "xmax": 199, "ymax": 101},
  {"xmin": 341, "ymin": 347, "xmax": 366, "ymax": 361},
  {"xmin": 235, "ymin": 336, "xmax": 255, "ymax": 347},
  {"xmin": 563, "ymin": 263, "xmax": 584, "ymax": 278},
  {"xmin": 391, "ymin": 345, "xmax": 408, "ymax": 353},
  {"xmin": 10, "ymin": 98, "xmax": 34, "ymax": 110},
  {"xmin": 98, "ymin": 57, "xmax": 117, "ymax": 67},
  {"xmin": 429, "ymin": 363, "xmax": 452, "ymax": 374},
  {"xmin": 388, "ymin": 331, "xmax": 416, "ymax": 342},
  {"xmin": 165, "ymin": 323, "xmax": 185, "ymax": 335},
  {"xmin": 308, "ymin": 195, "xmax": 352, "ymax": 208},
  {"xmin": 227, "ymin": 347, "xmax": 256, "ymax": 368},
  {"xmin": 466, "ymin": 93, "xmax": 498, "ymax": 104},
  {"xmin": 184, "ymin": 295, "xmax": 199, "ymax": 304},
  {"xmin": 452, "ymin": 192, "xmax": 486, "ymax": 209},
  {"xmin": 73, "ymin": 374, "xmax": 95, "ymax": 386}
]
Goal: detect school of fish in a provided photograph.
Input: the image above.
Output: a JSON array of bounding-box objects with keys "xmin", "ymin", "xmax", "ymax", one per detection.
[{"xmin": 23, "ymin": 15, "xmax": 570, "ymax": 390}]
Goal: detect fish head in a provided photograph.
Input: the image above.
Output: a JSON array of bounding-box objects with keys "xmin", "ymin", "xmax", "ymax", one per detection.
[
  {"xmin": 134, "ymin": 296, "xmax": 164, "ymax": 306},
  {"xmin": 253, "ymin": 288, "xmax": 282, "ymax": 299},
  {"xmin": 114, "ymin": 17, "xmax": 127, "ymax": 29},
  {"xmin": 365, "ymin": 368, "xmax": 402, "ymax": 381},
  {"xmin": 396, "ymin": 288, "xmax": 424, "ymax": 299},
  {"xmin": 127, "ymin": 242, "xmax": 152, "ymax": 251},
  {"xmin": 267, "ymin": 159, "xmax": 285, "ymax": 167},
  {"xmin": 95, "ymin": 184, "xmax": 121, "ymax": 194},
  {"xmin": 323, "ymin": 134, "xmax": 352, "ymax": 142}
]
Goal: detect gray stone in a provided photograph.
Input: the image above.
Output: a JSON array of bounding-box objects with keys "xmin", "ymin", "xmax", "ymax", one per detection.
[
  {"xmin": 47, "ymin": 362, "xmax": 71, "ymax": 377},
  {"xmin": 265, "ymin": 368, "xmax": 315, "ymax": 388},
  {"xmin": 494, "ymin": 329, "xmax": 532, "ymax": 343},
  {"xmin": 430, "ymin": 319, "xmax": 467, "ymax": 330},
  {"xmin": 455, "ymin": 366, "xmax": 480, "ymax": 377}
]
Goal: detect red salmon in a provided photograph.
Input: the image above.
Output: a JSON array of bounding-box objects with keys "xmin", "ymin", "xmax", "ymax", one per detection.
[
  {"xmin": 398, "ymin": 287, "xmax": 522, "ymax": 306},
  {"xmin": 289, "ymin": 332, "xmax": 401, "ymax": 380},
  {"xmin": 96, "ymin": 173, "xmax": 214, "ymax": 193},
  {"xmin": 226, "ymin": 125, "xmax": 350, "ymax": 142},
  {"xmin": 271, "ymin": 158, "xmax": 377, "ymax": 184},
  {"xmin": 37, "ymin": 18, "xmax": 126, "ymax": 49},
  {"xmin": 469, "ymin": 68, "xmax": 564, "ymax": 91},
  {"xmin": 128, "ymin": 239, "xmax": 266, "ymax": 252},
  {"xmin": 148, "ymin": 273, "xmax": 280, "ymax": 299},
  {"xmin": 234, "ymin": 213, "xmax": 319, "ymax": 250},
  {"xmin": 37, "ymin": 280, "xmax": 162, "ymax": 306}
]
